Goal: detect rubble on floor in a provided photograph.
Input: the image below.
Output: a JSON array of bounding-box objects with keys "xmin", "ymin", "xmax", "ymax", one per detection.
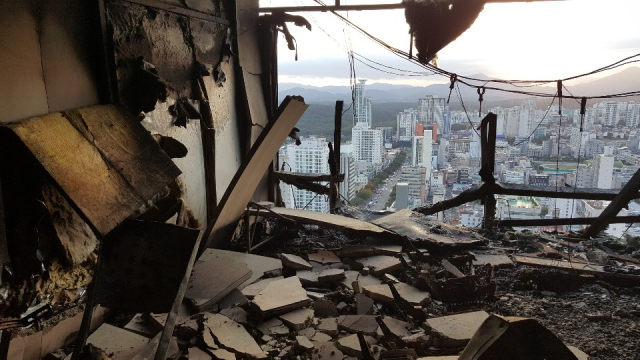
[{"xmin": 11, "ymin": 205, "xmax": 640, "ymax": 359}]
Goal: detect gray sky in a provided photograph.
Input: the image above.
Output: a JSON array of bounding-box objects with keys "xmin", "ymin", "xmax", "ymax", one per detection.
[{"xmin": 261, "ymin": 0, "xmax": 640, "ymax": 87}]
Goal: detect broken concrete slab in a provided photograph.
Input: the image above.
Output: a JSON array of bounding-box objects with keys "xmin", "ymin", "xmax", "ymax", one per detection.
[
  {"xmin": 297, "ymin": 270, "xmax": 321, "ymax": 287},
  {"xmin": 378, "ymin": 316, "xmax": 413, "ymax": 339},
  {"xmin": 216, "ymin": 288, "xmax": 249, "ymax": 309},
  {"xmin": 219, "ymin": 307, "xmax": 248, "ymax": 325},
  {"xmin": 188, "ymin": 347, "xmax": 212, "ymax": 360},
  {"xmin": 317, "ymin": 317, "xmax": 339, "ymax": 337},
  {"xmin": 199, "ymin": 249, "xmax": 282, "ymax": 289},
  {"xmin": 87, "ymin": 323, "xmax": 149, "ymax": 360},
  {"xmin": 335, "ymin": 333, "xmax": 377, "ymax": 357},
  {"xmin": 124, "ymin": 313, "xmax": 160, "ymax": 338},
  {"xmin": 251, "ymin": 276, "xmax": 311, "ymax": 317},
  {"xmin": 209, "ymin": 348, "xmax": 236, "ymax": 360},
  {"xmin": 338, "ymin": 315, "xmax": 379, "ymax": 336},
  {"xmin": 311, "ymin": 331, "xmax": 333, "ymax": 343},
  {"xmin": 472, "ymin": 254, "xmax": 514, "ymax": 268},
  {"xmin": 241, "ymin": 276, "xmax": 283, "ymax": 299},
  {"xmin": 312, "ymin": 342, "xmax": 343, "ymax": 360},
  {"xmin": 355, "ymin": 293, "xmax": 374, "ymax": 315},
  {"xmin": 308, "ymin": 250, "xmax": 341, "ymax": 264},
  {"xmin": 185, "ymin": 254, "xmax": 252, "ymax": 312},
  {"xmin": 354, "ymin": 255, "xmax": 402, "ymax": 276},
  {"xmin": 424, "ymin": 311, "xmax": 490, "ymax": 348},
  {"xmin": 130, "ymin": 331, "xmax": 178, "ymax": 360},
  {"xmin": 257, "ymin": 318, "xmax": 289, "ymax": 336},
  {"xmin": 295, "ymin": 335, "xmax": 315, "ymax": 352},
  {"xmin": 362, "ymin": 282, "xmax": 431, "ymax": 306},
  {"xmin": 341, "ymin": 271, "xmax": 383, "ymax": 291},
  {"xmin": 279, "ymin": 308, "xmax": 314, "ymax": 330},
  {"xmin": 313, "ymin": 299, "xmax": 339, "ymax": 318},
  {"xmin": 442, "ymin": 259, "xmax": 465, "ymax": 278},
  {"xmin": 281, "ymin": 253, "xmax": 313, "ymax": 270},
  {"xmin": 203, "ymin": 312, "xmax": 267, "ymax": 359},
  {"xmin": 318, "ymin": 268, "xmax": 346, "ymax": 283}
]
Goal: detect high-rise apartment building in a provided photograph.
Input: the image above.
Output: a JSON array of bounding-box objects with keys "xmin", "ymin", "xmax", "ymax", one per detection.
[
  {"xmin": 604, "ymin": 101, "xmax": 619, "ymax": 127},
  {"xmin": 505, "ymin": 106, "xmax": 520, "ymax": 137},
  {"xmin": 411, "ymin": 130, "xmax": 433, "ymax": 173},
  {"xmin": 591, "ymin": 146, "xmax": 614, "ymax": 189},
  {"xmin": 518, "ymin": 98, "xmax": 537, "ymax": 137},
  {"xmin": 353, "ymin": 80, "xmax": 372, "ymax": 127},
  {"xmin": 418, "ymin": 95, "xmax": 445, "ymax": 132},
  {"xmin": 626, "ymin": 102, "xmax": 640, "ymax": 128},
  {"xmin": 339, "ymin": 153, "xmax": 356, "ymax": 201},
  {"xmin": 397, "ymin": 108, "xmax": 417, "ymax": 142},
  {"xmin": 352, "ymin": 123, "xmax": 384, "ymax": 163},
  {"xmin": 283, "ymin": 137, "xmax": 330, "ymax": 213}
]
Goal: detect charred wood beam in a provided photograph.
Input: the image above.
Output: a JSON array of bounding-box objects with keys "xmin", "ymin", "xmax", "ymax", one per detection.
[
  {"xmin": 582, "ymin": 168, "xmax": 640, "ymax": 238},
  {"xmin": 334, "ymin": 100, "xmax": 343, "ymax": 171},
  {"xmin": 495, "ymin": 215, "xmax": 640, "ymax": 228},
  {"xmin": 414, "ymin": 183, "xmax": 489, "ymax": 216},
  {"xmin": 493, "ymin": 183, "xmax": 640, "ymax": 201},
  {"xmin": 274, "ymin": 171, "xmax": 344, "ymax": 183},
  {"xmin": 282, "ymin": 179, "xmax": 331, "ymax": 196}
]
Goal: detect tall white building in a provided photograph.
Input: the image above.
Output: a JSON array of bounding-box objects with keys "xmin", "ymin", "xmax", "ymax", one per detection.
[
  {"xmin": 518, "ymin": 98, "xmax": 537, "ymax": 137},
  {"xmin": 626, "ymin": 102, "xmax": 640, "ymax": 128},
  {"xmin": 352, "ymin": 123, "xmax": 384, "ymax": 163},
  {"xmin": 604, "ymin": 101, "xmax": 619, "ymax": 127},
  {"xmin": 591, "ymin": 146, "xmax": 615, "ymax": 189},
  {"xmin": 397, "ymin": 109, "xmax": 417, "ymax": 142},
  {"xmin": 505, "ymin": 106, "xmax": 520, "ymax": 137},
  {"xmin": 282, "ymin": 137, "xmax": 330, "ymax": 213},
  {"xmin": 489, "ymin": 107, "xmax": 507, "ymax": 136},
  {"xmin": 411, "ymin": 130, "xmax": 433, "ymax": 173},
  {"xmin": 353, "ymin": 80, "xmax": 372, "ymax": 127},
  {"xmin": 339, "ymin": 153, "xmax": 356, "ymax": 201}
]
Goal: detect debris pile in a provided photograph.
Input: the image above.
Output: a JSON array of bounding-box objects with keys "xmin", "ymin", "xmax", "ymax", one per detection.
[{"xmin": 31, "ymin": 206, "xmax": 640, "ymax": 359}]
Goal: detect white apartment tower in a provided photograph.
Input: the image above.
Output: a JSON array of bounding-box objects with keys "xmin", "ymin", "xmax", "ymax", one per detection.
[
  {"xmin": 353, "ymin": 80, "xmax": 372, "ymax": 127},
  {"xmin": 518, "ymin": 98, "xmax": 537, "ymax": 137},
  {"xmin": 604, "ymin": 101, "xmax": 619, "ymax": 127},
  {"xmin": 626, "ymin": 102, "xmax": 640, "ymax": 128},
  {"xmin": 418, "ymin": 96, "xmax": 445, "ymax": 132},
  {"xmin": 352, "ymin": 123, "xmax": 384, "ymax": 163},
  {"xmin": 505, "ymin": 106, "xmax": 520, "ymax": 137},
  {"xmin": 397, "ymin": 109, "xmax": 417, "ymax": 142},
  {"xmin": 591, "ymin": 146, "xmax": 615, "ymax": 189},
  {"xmin": 283, "ymin": 137, "xmax": 331, "ymax": 213},
  {"xmin": 411, "ymin": 130, "xmax": 433, "ymax": 173},
  {"xmin": 339, "ymin": 153, "xmax": 356, "ymax": 201}
]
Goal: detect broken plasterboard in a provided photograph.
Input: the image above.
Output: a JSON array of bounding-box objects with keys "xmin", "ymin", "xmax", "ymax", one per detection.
[
  {"xmin": 251, "ymin": 276, "xmax": 311, "ymax": 317},
  {"xmin": 198, "ymin": 248, "xmax": 282, "ymax": 289},
  {"xmin": 185, "ymin": 253, "xmax": 252, "ymax": 312}
]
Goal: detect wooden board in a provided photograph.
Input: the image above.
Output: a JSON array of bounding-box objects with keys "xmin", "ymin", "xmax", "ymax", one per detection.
[
  {"xmin": 95, "ymin": 219, "xmax": 199, "ymax": 313},
  {"xmin": 201, "ymin": 97, "xmax": 308, "ymax": 251},
  {"xmin": 5, "ymin": 105, "xmax": 181, "ymax": 235}
]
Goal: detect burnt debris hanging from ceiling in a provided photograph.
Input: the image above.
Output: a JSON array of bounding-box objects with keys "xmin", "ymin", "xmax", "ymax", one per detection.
[{"xmin": 404, "ymin": 0, "xmax": 485, "ymax": 65}]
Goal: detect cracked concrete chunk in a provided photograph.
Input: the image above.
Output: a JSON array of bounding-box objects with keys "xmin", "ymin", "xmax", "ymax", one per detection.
[
  {"xmin": 252, "ymin": 277, "xmax": 311, "ymax": 317},
  {"xmin": 279, "ymin": 308, "xmax": 314, "ymax": 330},
  {"xmin": 318, "ymin": 268, "xmax": 346, "ymax": 283},
  {"xmin": 124, "ymin": 313, "xmax": 160, "ymax": 338},
  {"xmin": 341, "ymin": 271, "xmax": 383, "ymax": 290},
  {"xmin": 219, "ymin": 306, "xmax": 248, "ymax": 325},
  {"xmin": 188, "ymin": 347, "xmax": 212, "ymax": 360},
  {"xmin": 308, "ymin": 250, "xmax": 341, "ymax": 264},
  {"xmin": 281, "ymin": 253, "xmax": 313, "ymax": 270},
  {"xmin": 295, "ymin": 335, "xmax": 315, "ymax": 351},
  {"xmin": 362, "ymin": 282, "xmax": 431, "ymax": 306},
  {"xmin": 354, "ymin": 255, "xmax": 402, "ymax": 275},
  {"xmin": 241, "ymin": 276, "xmax": 283, "ymax": 299},
  {"xmin": 335, "ymin": 333, "xmax": 377, "ymax": 357},
  {"xmin": 203, "ymin": 312, "xmax": 267, "ymax": 359},
  {"xmin": 87, "ymin": 324, "xmax": 149, "ymax": 360},
  {"xmin": 423, "ymin": 311, "xmax": 490, "ymax": 348},
  {"xmin": 355, "ymin": 293, "xmax": 374, "ymax": 315},
  {"xmin": 317, "ymin": 317, "xmax": 339, "ymax": 337},
  {"xmin": 311, "ymin": 331, "xmax": 333, "ymax": 343},
  {"xmin": 337, "ymin": 315, "xmax": 379, "ymax": 336},
  {"xmin": 313, "ymin": 299, "xmax": 338, "ymax": 318},
  {"xmin": 257, "ymin": 318, "xmax": 289, "ymax": 336},
  {"xmin": 472, "ymin": 254, "xmax": 514, "ymax": 268},
  {"xmin": 378, "ymin": 316, "xmax": 413, "ymax": 338},
  {"xmin": 312, "ymin": 342, "xmax": 343, "ymax": 360}
]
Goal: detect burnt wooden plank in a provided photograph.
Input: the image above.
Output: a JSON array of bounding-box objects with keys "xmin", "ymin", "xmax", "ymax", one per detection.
[
  {"xmin": 582, "ymin": 168, "xmax": 640, "ymax": 238},
  {"xmin": 200, "ymin": 96, "xmax": 308, "ymax": 252},
  {"xmin": 274, "ymin": 171, "xmax": 338, "ymax": 183},
  {"xmin": 6, "ymin": 105, "xmax": 181, "ymax": 236}
]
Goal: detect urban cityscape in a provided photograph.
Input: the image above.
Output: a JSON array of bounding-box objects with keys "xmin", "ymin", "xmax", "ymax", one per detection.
[{"xmin": 278, "ymin": 78, "xmax": 640, "ymax": 237}]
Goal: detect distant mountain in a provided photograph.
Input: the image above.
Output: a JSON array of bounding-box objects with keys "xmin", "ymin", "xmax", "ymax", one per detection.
[{"xmin": 280, "ymin": 67, "xmax": 640, "ymax": 108}]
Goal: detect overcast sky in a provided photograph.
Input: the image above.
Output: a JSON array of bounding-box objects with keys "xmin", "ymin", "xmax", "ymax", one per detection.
[{"xmin": 260, "ymin": 0, "xmax": 640, "ymax": 87}]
